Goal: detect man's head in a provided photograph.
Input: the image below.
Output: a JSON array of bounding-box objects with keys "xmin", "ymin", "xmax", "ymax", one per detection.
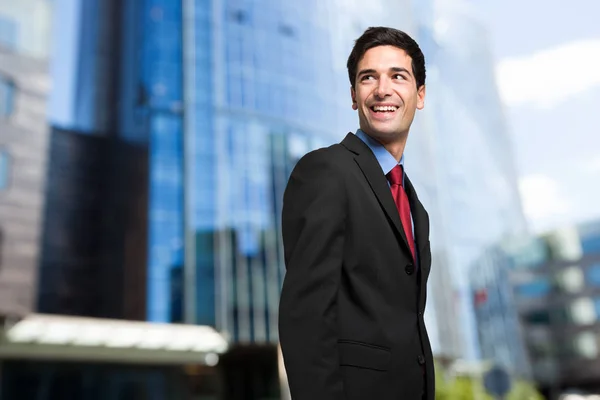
[{"xmin": 347, "ymin": 27, "xmax": 426, "ymax": 144}]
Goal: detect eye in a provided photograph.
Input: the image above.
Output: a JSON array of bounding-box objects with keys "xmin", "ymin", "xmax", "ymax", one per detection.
[
  {"xmin": 361, "ymin": 75, "xmax": 375, "ymax": 81},
  {"xmin": 393, "ymin": 74, "xmax": 406, "ymax": 80}
]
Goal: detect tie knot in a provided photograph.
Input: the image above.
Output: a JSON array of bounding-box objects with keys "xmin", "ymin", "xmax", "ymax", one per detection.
[{"xmin": 386, "ymin": 165, "xmax": 403, "ymax": 186}]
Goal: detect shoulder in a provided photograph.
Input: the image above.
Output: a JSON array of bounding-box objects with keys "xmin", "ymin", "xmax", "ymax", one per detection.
[
  {"xmin": 284, "ymin": 144, "xmax": 349, "ymax": 214},
  {"xmin": 292, "ymin": 143, "xmax": 350, "ymax": 176},
  {"xmin": 285, "ymin": 144, "xmax": 351, "ymax": 201}
]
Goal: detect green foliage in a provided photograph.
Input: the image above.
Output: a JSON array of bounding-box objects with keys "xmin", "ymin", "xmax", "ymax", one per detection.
[
  {"xmin": 434, "ymin": 361, "xmax": 545, "ymax": 400},
  {"xmin": 435, "ymin": 374, "xmax": 492, "ymax": 400},
  {"xmin": 505, "ymin": 381, "xmax": 545, "ymax": 400}
]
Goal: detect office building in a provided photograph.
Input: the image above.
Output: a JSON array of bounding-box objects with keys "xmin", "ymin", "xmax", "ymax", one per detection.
[
  {"xmin": 508, "ymin": 222, "xmax": 600, "ymax": 396},
  {"xmin": 470, "ymin": 243, "xmax": 532, "ymax": 378},
  {"xmin": 407, "ymin": 0, "xmax": 462, "ymax": 359},
  {"xmin": 422, "ymin": 3, "xmax": 528, "ymax": 360},
  {"xmin": 0, "ymin": 1, "xmax": 227, "ymax": 399},
  {"xmin": 0, "ymin": 0, "xmax": 51, "ymax": 319},
  {"xmin": 471, "ymin": 221, "xmax": 600, "ymax": 397}
]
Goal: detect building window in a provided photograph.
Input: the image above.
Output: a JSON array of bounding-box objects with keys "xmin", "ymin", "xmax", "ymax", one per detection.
[
  {"xmin": 0, "ymin": 149, "xmax": 10, "ymax": 190},
  {"xmin": 0, "ymin": 76, "xmax": 15, "ymax": 117},
  {"xmin": 0, "ymin": 16, "xmax": 18, "ymax": 50},
  {"xmin": 515, "ymin": 278, "xmax": 552, "ymax": 299},
  {"xmin": 586, "ymin": 263, "xmax": 600, "ymax": 286},
  {"xmin": 523, "ymin": 309, "xmax": 551, "ymax": 325}
]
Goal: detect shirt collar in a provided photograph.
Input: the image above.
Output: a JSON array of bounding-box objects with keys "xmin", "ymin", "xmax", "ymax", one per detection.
[{"xmin": 355, "ymin": 129, "xmax": 404, "ymax": 176}]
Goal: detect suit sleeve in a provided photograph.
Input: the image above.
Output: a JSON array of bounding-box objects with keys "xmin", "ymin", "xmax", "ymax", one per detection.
[{"xmin": 279, "ymin": 150, "xmax": 346, "ymax": 400}]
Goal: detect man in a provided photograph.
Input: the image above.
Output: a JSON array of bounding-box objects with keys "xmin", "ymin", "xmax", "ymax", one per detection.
[{"xmin": 279, "ymin": 27, "xmax": 434, "ymax": 399}]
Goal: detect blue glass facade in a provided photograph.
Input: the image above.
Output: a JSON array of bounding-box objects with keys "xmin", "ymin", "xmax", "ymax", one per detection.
[
  {"xmin": 141, "ymin": 0, "xmax": 186, "ymax": 323},
  {"xmin": 470, "ymin": 246, "xmax": 532, "ymax": 377},
  {"xmin": 515, "ymin": 279, "xmax": 552, "ymax": 299},
  {"xmin": 580, "ymin": 222, "xmax": 600, "ymax": 254},
  {"xmin": 423, "ymin": 5, "xmax": 528, "ymax": 360},
  {"xmin": 0, "ymin": 15, "xmax": 17, "ymax": 50},
  {"xmin": 139, "ymin": 0, "xmax": 418, "ymax": 344},
  {"xmin": 0, "ymin": 149, "xmax": 9, "ymax": 190},
  {"xmin": 0, "ymin": 75, "xmax": 14, "ymax": 117},
  {"xmin": 587, "ymin": 263, "xmax": 600, "ymax": 286}
]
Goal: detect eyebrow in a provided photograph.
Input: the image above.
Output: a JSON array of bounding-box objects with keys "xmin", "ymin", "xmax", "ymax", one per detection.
[
  {"xmin": 390, "ymin": 67, "xmax": 411, "ymax": 76},
  {"xmin": 357, "ymin": 67, "xmax": 412, "ymax": 77}
]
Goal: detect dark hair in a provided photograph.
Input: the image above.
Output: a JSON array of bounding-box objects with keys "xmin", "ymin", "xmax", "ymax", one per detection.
[{"xmin": 347, "ymin": 27, "xmax": 426, "ymax": 89}]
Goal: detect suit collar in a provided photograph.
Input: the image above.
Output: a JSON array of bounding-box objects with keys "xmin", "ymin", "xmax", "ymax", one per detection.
[{"xmin": 355, "ymin": 129, "xmax": 402, "ymax": 176}]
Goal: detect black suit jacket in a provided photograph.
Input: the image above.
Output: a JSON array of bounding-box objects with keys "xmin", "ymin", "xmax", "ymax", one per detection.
[{"xmin": 279, "ymin": 133, "xmax": 434, "ymax": 400}]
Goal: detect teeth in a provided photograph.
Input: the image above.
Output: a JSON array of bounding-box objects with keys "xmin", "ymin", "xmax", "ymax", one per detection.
[{"xmin": 373, "ymin": 106, "xmax": 397, "ymax": 112}]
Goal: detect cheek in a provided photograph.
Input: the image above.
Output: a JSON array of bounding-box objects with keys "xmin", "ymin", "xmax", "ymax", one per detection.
[{"xmin": 356, "ymin": 89, "xmax": 371, "ymax": 104}]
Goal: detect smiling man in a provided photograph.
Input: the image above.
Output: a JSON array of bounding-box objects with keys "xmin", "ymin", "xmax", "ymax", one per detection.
[{"xmin": 278, "ymin": 27, "xmax": 434, "ymax": 400}]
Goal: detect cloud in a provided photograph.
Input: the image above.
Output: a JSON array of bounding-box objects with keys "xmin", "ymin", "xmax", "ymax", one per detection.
[
  {"xmin": 496, "ymin": 39, "xmax": 600, "ymax": 109},
  {"xmin": 518, "ymin": 174, "xmax": 570, "ymax": 223}
]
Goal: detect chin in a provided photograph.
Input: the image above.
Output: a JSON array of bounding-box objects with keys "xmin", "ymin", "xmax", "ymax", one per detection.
[{"xmin": 368, "ymin": 125, "xmax": 401, "ymax": 138}]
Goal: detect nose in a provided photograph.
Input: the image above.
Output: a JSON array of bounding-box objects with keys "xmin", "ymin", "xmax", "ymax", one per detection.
[{"xmin": 375, "ymin": 76, "xmax": 392, "ymax": 98}]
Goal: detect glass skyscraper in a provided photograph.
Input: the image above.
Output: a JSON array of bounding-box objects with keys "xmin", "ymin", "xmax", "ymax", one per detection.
[
  {"xmin": 470, "ymin": 244, "xmax": 532, "ymax": 378},
  {"xmin": 419, "ymin": 3, "xmax": 528, "ymax": 360},
  {"xmin": 140, "ymin": 0, "xmax": 418, "ymax": 345}
]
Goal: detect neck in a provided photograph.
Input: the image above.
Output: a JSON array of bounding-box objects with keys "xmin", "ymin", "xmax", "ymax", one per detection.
[
  {"xmin": 364, "ymin": 131, "xmax": 408, "ymax": 162},
  {"xmin": 382, "ymin": 141, "xmax": 406, "ymax": 162}
]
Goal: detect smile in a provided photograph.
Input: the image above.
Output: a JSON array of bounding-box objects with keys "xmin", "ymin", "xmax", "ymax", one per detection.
[
  {"xmin": 369, "ymin": 105, "xmax": 399, "ymax": 120},
  {"xmin": 370, "ymin": 105, "xmax": 398, "ymax": 112}
]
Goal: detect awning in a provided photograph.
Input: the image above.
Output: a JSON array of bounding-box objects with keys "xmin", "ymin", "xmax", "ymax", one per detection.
[{"xmin": 0, "ymin": 313, "xmax": 228, "ymax": 366}]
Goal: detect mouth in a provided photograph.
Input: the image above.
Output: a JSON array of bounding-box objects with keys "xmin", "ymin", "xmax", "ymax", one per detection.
[{"xmin": 369, "ymin": 105, "xmax": 399, "ymax": 119}]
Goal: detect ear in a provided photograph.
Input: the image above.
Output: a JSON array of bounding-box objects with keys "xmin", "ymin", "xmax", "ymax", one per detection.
[
  {"xmin": 351, "ymin": 86, "xmax": 358, "ymax": 110},
  {"xmin": 416, "ymin": 84, "xmax": 426, "ymax": 110}
]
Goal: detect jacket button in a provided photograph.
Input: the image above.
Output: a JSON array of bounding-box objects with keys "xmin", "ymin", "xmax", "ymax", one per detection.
[
  {"xmin": 417, "ymin": 355, "xmax": 426, "ymax": 365},
  {"xmin": 405, "ymin": 264, "xmax": 415, "ymax": 275}
]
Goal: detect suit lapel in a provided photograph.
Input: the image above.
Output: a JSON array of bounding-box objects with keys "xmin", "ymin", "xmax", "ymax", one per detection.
[
  {"xmin": 341, "ymin": 133, "xmax": 412, "ymax": 258},
  {"xmin": 404, "ymin": 175, "xmax": 430, "ymax": 268}
]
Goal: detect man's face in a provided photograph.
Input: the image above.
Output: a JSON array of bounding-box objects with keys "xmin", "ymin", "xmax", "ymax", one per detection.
[{"xmin": 351, "ymin": 45, "xmax": 425, "ymax": 143}]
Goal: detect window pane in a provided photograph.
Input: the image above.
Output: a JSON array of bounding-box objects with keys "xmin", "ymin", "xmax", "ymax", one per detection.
[
  {"xmin": 515, "ymin": 278, "xmax": 552, "ymax": 298},
  {"xmin": 0, "ymin": 16, "xmax": 18, "ymax": 50},
  {"xmin": 586, "ymin": 263, "xmax": 600, "ymax": 286},
  {"xmin": 523, "ymin": 309, "xmax": 551, "ymax": 325},
  {"xmin": 0, "ymin": 76, "xmax": 15, "ymax": 117},
  {"xmin": 0, "ymin": 150, "xmax": 9, "ymax": 190}
]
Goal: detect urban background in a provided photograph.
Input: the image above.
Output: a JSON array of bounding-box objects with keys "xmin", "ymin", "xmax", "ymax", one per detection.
[{"xmin": 0, "ymin": 0, "xmax": 599, "ymax": 399}]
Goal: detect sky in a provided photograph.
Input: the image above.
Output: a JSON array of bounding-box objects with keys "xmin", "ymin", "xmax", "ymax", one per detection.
[{"xmin": 476, "ymin": 0, "xmax": 600, "ymax": 234}]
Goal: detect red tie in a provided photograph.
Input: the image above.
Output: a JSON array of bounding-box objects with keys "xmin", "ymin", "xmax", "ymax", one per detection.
[{"xmin": 387, "ymin": 165, "xmax": 415, "ymax": 262}]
